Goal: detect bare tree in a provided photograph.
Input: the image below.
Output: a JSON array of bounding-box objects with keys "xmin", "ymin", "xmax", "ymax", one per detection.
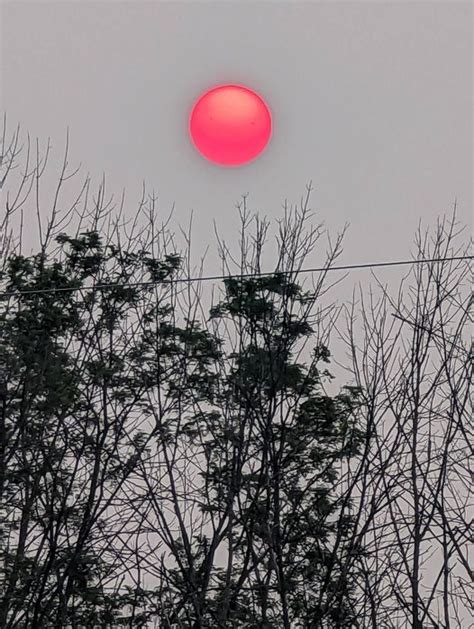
[{"xmin": 339, "ymin": 213, "xmax": 472, "ymax": 627}]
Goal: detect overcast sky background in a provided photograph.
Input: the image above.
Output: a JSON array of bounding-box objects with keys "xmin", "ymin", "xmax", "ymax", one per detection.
[
  {"xmin": 1, "ymin": 0, "xmax": 472, "ymax": 360},
  {"xmin": 0, "ymin": 2, "xmax": 471, "ymax": 610}
]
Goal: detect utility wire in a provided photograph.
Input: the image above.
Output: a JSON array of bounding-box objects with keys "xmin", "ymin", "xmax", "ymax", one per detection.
[{"xmin": 0, "ymin": 255, "xmax": 471, "ymax": 299}]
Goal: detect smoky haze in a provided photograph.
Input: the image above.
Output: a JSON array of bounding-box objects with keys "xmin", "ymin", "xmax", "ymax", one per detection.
[{"xmin": 1, "ymin": 1, "xmax": 471, "ymax": 267}]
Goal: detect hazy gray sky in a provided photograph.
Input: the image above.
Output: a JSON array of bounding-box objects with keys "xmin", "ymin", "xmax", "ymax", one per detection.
[
  {"xmin": 1, "ymin": 0, "xmax": 472, "ymax": 276},
  {"xmin": 1, "ymin": 4, "xmax": 471, "ymax": 620}
]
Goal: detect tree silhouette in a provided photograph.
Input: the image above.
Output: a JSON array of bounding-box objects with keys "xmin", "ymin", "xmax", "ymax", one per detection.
[{"xmin": 0, "ymin": 119, "xmax": 470, "ymax": 627}]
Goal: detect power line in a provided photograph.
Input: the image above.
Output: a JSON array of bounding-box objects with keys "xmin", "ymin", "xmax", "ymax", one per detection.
[{"xmin": 0, "ymin": 255, "xmax": 471, "ymax": 299}]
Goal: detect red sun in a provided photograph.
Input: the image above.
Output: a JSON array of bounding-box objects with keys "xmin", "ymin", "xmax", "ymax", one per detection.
[{"xmin": 189, "ymin": 84, "xmax": 272, "ymax": 167}]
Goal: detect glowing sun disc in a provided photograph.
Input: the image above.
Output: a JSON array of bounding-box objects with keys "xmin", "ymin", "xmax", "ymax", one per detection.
[{"xmin": 189, "ymin": 84, "xmax": 272, "ymax": 166}]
